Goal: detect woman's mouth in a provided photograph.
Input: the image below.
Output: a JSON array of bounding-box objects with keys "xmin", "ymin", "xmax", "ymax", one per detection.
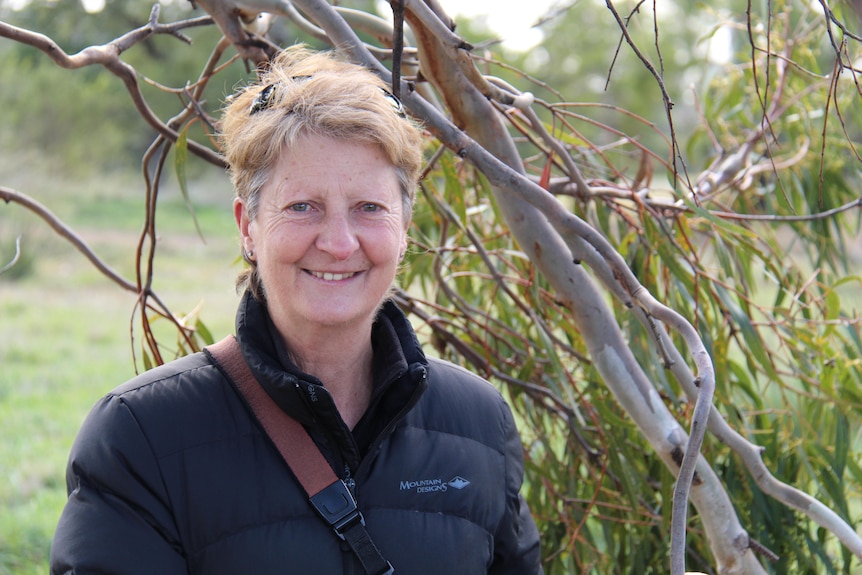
[{"xmin": 308, "ymin": 270, "xmax": 358, "ymax": 281}]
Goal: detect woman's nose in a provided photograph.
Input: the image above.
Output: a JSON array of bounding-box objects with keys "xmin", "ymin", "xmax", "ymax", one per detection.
[{"xmin": 315, "ymin": 212, "xmax": 359, "ymax": 260}]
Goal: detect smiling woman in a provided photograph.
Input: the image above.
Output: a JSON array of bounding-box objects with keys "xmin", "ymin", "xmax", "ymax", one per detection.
[
  {"xmin": 234, "ymin": 134, "xmax": 409, "ymax": 424},
  {"xmin": 49, "ymin": 45, "xmax": 543, "ymax": 575}
]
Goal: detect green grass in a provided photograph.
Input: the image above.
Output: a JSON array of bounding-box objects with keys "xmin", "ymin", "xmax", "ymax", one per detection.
[{"xmin": 0, "ymin": 151, "xmax": 241, "ymax": 573}]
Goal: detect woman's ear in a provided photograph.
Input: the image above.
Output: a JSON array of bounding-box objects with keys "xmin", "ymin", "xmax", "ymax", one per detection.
[
  {"xmin": 234, "ymin": 198, "xmax": 254, "ymax": 256},
  {"xmin": 399, "ymin": 231, "xmax": 409, "ymax": 261}
]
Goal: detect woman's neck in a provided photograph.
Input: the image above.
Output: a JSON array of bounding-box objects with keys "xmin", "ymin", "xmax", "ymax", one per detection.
[{"xmin": 281, "ymin": 322, "xmax": 375, "ymax": 430}]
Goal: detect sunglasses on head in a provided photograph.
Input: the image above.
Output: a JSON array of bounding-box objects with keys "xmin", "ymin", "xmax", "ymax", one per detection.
[{"xmin": 249, "ymin": 78, "xmax": 406, "ymax": 119}]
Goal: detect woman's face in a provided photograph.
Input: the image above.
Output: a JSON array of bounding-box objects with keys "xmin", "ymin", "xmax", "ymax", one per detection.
[{"xmin": 235, "ymin": 134, "xmax": 408, "ymax": 338}]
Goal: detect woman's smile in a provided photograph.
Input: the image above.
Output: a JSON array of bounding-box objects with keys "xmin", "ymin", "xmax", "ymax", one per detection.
[{"xmin": 307, "ymin": 270, "xmax": 360, "ymax": 282}]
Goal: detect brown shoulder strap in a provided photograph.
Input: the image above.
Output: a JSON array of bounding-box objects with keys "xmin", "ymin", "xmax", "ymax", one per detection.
[
  {"xmin": 205, "ymin": 336, "xmax": 394, "ymax": 575},
  {"xmin": 206, "ymin": 335, "xmax": 335, "ymax": 495}
]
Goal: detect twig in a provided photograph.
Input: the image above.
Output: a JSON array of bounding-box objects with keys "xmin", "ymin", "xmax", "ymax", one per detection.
[
  {"xmin": 0, "ymin": 235, "xmax": 22, "ymax": 275},
  {"xmin": 604, "ymin": 0, "xmax": 647, "ymax": 91},
  {"xmin": 604, "ymin": 0, "xmax": 681, "ymax": 177},
  {"xmin": 712, "ymin": 197, "xmax": 862, "ymax": 221},
  {"xmin": 0, "ymin": 10, "xmax": 225, "ymax": 167},
  {"xmin": 390, "ymin": 0, "xmax": 405, "ymax": 99},
  {"xmin": 0, "ymin": 186, "xmax": 136, "ymax": 292}
]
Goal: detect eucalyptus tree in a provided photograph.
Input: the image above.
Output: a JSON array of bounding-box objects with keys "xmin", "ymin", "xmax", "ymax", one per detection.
[{"xmin": 1, "ymin": 1, "xmax": 860, "ymax": 573}]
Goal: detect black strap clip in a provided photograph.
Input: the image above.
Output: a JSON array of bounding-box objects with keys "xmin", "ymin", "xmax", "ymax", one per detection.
[
  {"xmin": 309, "ymin": 480, "xmax": 395, "ymax": 575},
  {"xmin": 309, "ymin": 479, "xmax": 364, "ymax": 539}
]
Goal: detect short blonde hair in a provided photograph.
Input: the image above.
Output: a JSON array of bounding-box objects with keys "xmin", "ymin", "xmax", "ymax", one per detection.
[{"xmin": 220, "ymin": 45, "xmax": 425, "ymax": 298}]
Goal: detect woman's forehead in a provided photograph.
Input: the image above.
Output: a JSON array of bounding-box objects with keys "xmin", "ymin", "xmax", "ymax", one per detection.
[{"xmin": 264, "ymin": 138, "xmax": 401, "ymax": 198}]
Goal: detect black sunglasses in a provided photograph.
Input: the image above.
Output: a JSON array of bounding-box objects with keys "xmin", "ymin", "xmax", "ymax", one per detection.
[{"xmin": 249, "ymin": 80, "xmax": 406, "ymax": 119}]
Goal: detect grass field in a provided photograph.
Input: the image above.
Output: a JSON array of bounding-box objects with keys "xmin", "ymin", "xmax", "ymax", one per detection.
[{"xmin": 0, "ymin": 153, "xmax": 241, "ymax": 573}]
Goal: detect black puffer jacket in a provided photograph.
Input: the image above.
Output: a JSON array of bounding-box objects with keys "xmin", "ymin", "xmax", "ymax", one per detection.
[{"xmin": 50, "ymin": 292, "xmax": 542, "ymax": 574}]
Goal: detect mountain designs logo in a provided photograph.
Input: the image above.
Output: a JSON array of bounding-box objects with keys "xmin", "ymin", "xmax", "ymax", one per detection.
[
  {"xmin": 399, "ymin": 475, "xmax": 472, "ymax": 494},
  {"xmin": 448, "ymin": 476, "xmax": 471, "ymax": 489}
]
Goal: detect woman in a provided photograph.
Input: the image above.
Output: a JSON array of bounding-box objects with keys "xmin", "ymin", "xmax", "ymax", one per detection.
[{"xmin": 50, "ymin": 46, "xmax": 542, "ymax": 574}]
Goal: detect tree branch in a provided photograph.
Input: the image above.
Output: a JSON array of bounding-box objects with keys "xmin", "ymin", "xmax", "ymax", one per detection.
[
  {"xmin": 0, "ymin": 7, "xmax": 225, "ymax": 167},
  {"xmin": 651, "ymin": 313, "xmax": 862, "ymax": 561},
  {"xmin": 0, "ymin": 234, "xmax": 22, "ymax": 275},
  {"xmin": 0, "ymin": 186, "xmax": 137, "ymax": 292}
]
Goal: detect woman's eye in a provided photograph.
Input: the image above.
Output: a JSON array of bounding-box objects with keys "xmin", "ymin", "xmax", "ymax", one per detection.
[
  {"xmin": 361, "ymin": 203, "xmax": 381, "ymax": 213},
  {"xmin": 289, "ymin": 202, "xmax": 310, "ymax": 212}
]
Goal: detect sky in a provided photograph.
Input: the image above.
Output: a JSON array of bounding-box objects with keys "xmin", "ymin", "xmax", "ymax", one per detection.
[
  {"xmin": 439, "ymin": 0, "xmax": 733, "ymax": 61},
  {"xmin": 436, "ymin": 0, "xmax": 557, "ymax": 51}
]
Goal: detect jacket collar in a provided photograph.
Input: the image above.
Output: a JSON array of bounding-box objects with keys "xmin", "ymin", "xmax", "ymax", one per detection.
[{"xmin": 233, "ymin": 290, "xmax": 428, "ymax": 430}]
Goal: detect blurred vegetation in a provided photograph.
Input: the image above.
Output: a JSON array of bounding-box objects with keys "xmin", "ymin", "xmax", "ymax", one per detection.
[
  {"xmin": 1, "ymin": 0, "xmax": 861, "ymax": 573},
  {"xmin": 0, "ymin": 0, "xmax": 246, "ymax": 175},
  {"xmin": 0, "ymin": 166, "xmax": 240, "ymax": 575}
]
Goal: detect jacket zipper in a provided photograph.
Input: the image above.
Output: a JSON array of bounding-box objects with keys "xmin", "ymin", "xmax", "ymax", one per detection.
[
  {"xmin": 341, "ymin": 366, "xmax": 426, "ymax": 575},
  {"xmin": 356, "ymin": 366, "xmax": 428, "ymax": 480},
  {"xmin": 344, "ymin": 464, "xmax": 356, "ymax": 498}
]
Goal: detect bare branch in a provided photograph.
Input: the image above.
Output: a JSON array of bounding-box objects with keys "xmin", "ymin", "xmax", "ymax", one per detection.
[
  {"xmin": 0, "ymin": 9, "xmax": 226, "ymax": 167},
  {"xmin": 651, "ymin": 313, "xmax": 862, "ymax": 561},
  {"xmin": 0, "ymin": 186, "xmax": 136, "ymax": 293},
  {"xmin": 0, "ymin": 6, "xmax": 211, "ymax": 69},
  {"xmin": 0, "ymin": 235, "xmax": 22, "ymax": 275},
  {"xmin": 604, "ymin": 0, "xmax": 682, "ymax": 177}
]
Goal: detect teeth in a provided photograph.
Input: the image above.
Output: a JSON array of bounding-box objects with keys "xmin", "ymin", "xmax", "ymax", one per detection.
[{"xmin": 312, "ymin": 271, "xmax": 356, "ymax": 281}]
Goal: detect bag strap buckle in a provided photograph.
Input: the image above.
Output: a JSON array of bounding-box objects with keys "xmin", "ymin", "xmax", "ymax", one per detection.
[
  {"xmin": 309, "ymin": 479, "xmax": 364, "ymax": 540},
  {"xmin": 309, "ymin": 481, "xmax": 394, "ymax": 574}
]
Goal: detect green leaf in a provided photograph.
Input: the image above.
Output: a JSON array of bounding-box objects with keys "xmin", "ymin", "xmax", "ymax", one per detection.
[
  {"xmin": 195, "ymin": 318, "xmax": 214, "ymax": 346},
  {"xmin": 441, "ymin": 154, "xmax": 467, "ymax": 225},
  {"xmin": 142, "ymin": 349, "xmax": 153, "ymax": 371},
  {"xmin": 174, "ymin": 123, "xmax": 205, "ymax": 242},
  {"xmin": 714, "ymin": 284, "xmax": 779, "ymax": 381},
  {"xmin": 683, "ymin": 198, "xmax": 759, "ymax": 239},
  {"xmin": 727, "ymin": 359, "xmax": 763, "ymax": 409}
]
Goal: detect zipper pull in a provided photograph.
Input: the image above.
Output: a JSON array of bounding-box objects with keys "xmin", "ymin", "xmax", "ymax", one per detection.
[{"xmin": 344, "ymin": 464, "xmax": 356, "ymax": 498}]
